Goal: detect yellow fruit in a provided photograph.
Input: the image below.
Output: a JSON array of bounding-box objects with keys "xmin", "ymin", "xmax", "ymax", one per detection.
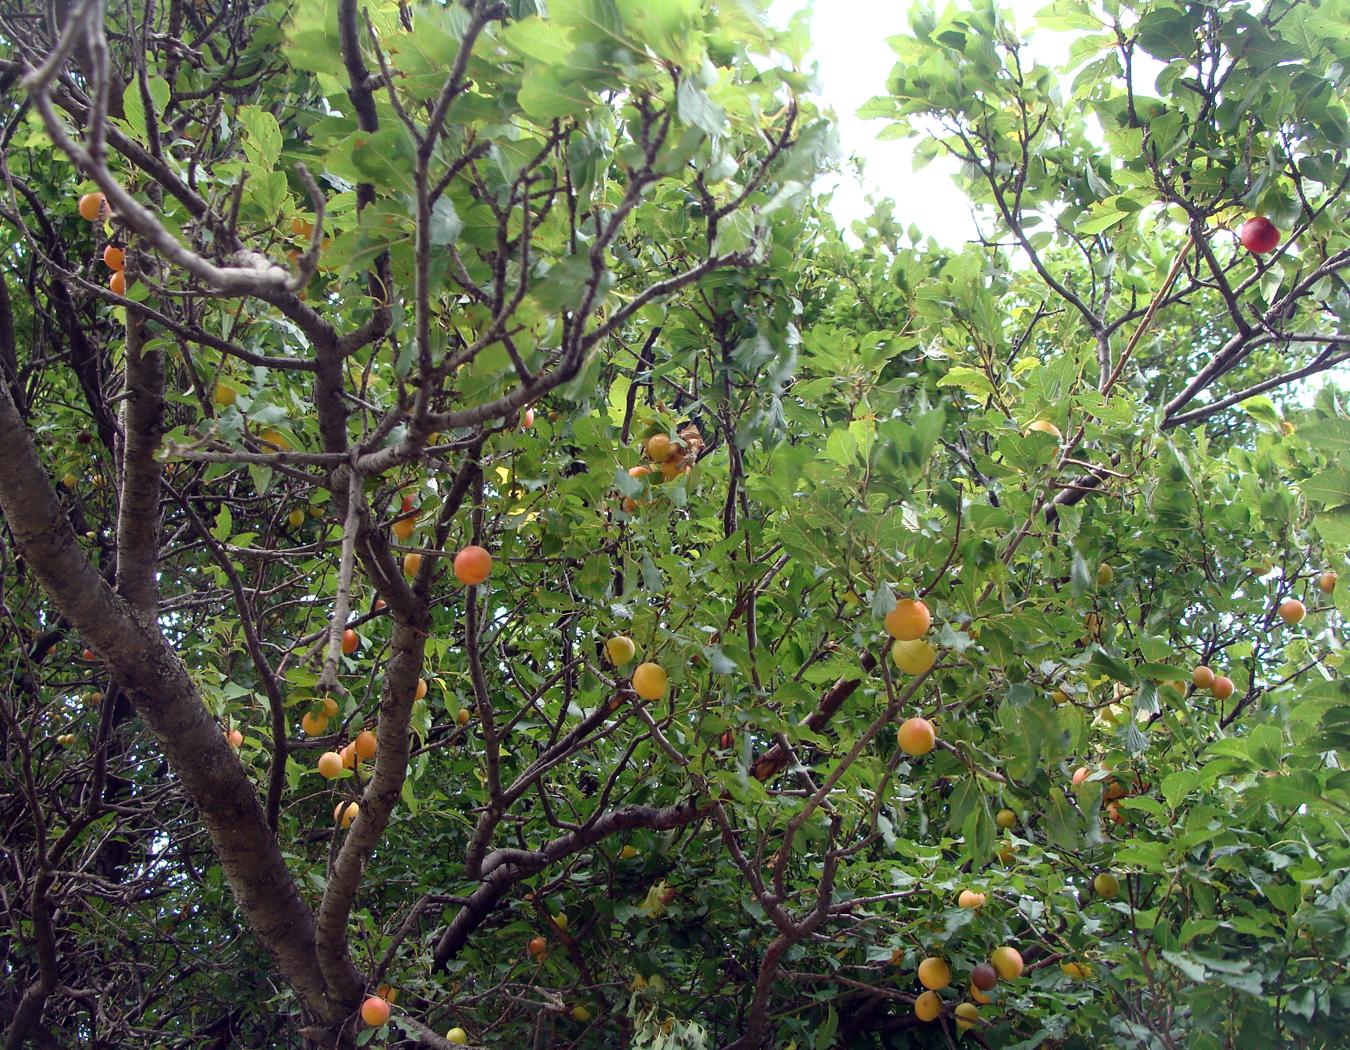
[
  {"xmin": 969, "ymin": 983, "xmax": 992, "ymax": 1005},
  {"xmin": 1061, "ymin": 960, "xmax": 1092, "ymax": 979},
  {"xmin": 885, "ymin": 598, "xmax": 931, "ymax": 640},
  {"xmin": 1026, "ymin": 418, "xmax": 1062, "ymax": 440},
  {"xmin": 631, "ymin": 662, "xmax": 668, "ymax": 701},
  {"xmin": 1319, "ymin": 571, "xmax": 1337, "ymax": 594},
  {"xmin": 958, "ymin": 889, "xmax": 986, "ymax": 909},
  {"xmin": 995, "ymin": 808, "xmax": 1016, "ymax": 829},
  {"xmin": 1192, "ymin": 665, "xmax": 1214, "ymax": 689},
  {"xmin": 259, "ymin": 427, "xmax": 291, "ymax": 451},
  {"xmin": 890, "ymin": 638, "xmax": 936, "ymax": 675},
  {"xmin": 61, "ymin": 472, "xmax": 78, "ymax": 489},
  {"xmin": 1052, "ymin": 687, "xmax": 1070, "ymax": 705},
  {"xmin": 619, "ymin": 845, "xmax": 638, "ymax": 860},
  {"xmin": 414, "ymin": 678, "xmax": 428, "ymax": 701},
  {"xmin": 570, "ymin": 1005, "xmax": 591, "ymax": 1023},
  {"xmin": 214, "ymin": 383, "xmax": 236, "ymax": 407},
  {"xmin": 914, "ymin": 989, "xmax": 942, "ymax": 1022},
  {"xmin": 553, "ymin": 912, "xmax": 568, "ymax": 931},
  {"xmin": 445, "ymin": 1029, "xmax": 467, "ymax": 1045},
  {"xmin": 287, "ymin": 508, "xmax": 305, "ymax": 527},
  {"xmin": 302, "ymin": 711, "xmax": 329, "ymax": 736},
  {"xmin": 321, "ymin": 696, "xmax": 339, "ymax": 717},
  {"xmin": 1094, "ymin": 872, "xmax": 1120, "ymax": 899},
  {"xmin": 392, "ymin": 516, "xmax": 416, "ymax": 541},
  {"xmin": 605, "ymin": 635, "xmax": 636, "ymax": 666},
  {"xmin": 317, "ymin": 751, "xmax": 343, "ymax": 779},
  {"xmin": 897, "ymin": 716, "xmax": 937, "ymax": 756},
  {"xmin": 955, "ymin": 1002, "xmax": 978, "ymax": 1032},
  {"xmin": 990, "ymin": 945, "xmax": 1024, "ymax": 980},
  {"xmin": 645, "ymin": 434, "xmax": 673, "ymax": 461},
  {"xmin": 917, "ymin": 956, "xmax": 951, "ymax": 990},
  {"xmin": 334, "ymin": 801, "xmax": 359, "ymax": 827},
  {"xmin": 1097, "ymin": 563, "xmax": 1114, "ymax": 586},
  {"xmin": 403, "ymin": 552, "xmax": 422, "ymax": 578},
  {"xmin": 456, "ymin": 708, "xmax": 471, "ymax": 727}
]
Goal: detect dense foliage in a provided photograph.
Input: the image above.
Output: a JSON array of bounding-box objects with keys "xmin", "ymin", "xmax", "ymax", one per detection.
[{"xmin": 1, "ymin": 0, "xmax": 1347, "ymax": 1047}]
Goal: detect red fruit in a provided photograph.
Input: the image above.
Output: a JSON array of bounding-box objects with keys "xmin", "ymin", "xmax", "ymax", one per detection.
[
  {"xmin": 971, "ymin": 962, "xmax": 998, "ymax": 991},
  {"xmin": 341, "ymin": 628, "xmax": 360, "ymax": 655},
  {"xmin": 1238, "ymin": 216, "xmax": 1280, "ymax": 254}
]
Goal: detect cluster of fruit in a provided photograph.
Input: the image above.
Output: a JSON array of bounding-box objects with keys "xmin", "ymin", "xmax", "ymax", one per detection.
[
  {"xmin": 621, "ymin": 422, "xmax": 705, "ymax": 512},
  {"xmin": 909, "ymin": 945, "xmax": 1025, "ymax": 1030},
  {"xmin": 885, "ymin": 597, "xmax": 941, "ymax": 755},
  {"xmin": 603, "ymin": 633, "xmax": 668, "ymax": 701}
]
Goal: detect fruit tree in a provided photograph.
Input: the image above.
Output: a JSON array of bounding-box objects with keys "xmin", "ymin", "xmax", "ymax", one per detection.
[{"xmin": 0, "ymin": 0, "xmax": 1348, "ymax": 1047}]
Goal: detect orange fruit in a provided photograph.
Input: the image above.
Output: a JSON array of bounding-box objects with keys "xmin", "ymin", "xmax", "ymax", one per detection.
[
  {"xmin": 628, "ymin": 465, "xmax": 651, "ymax": 479},
  {"xmin": 645, "ymin": 434, "xmax": 673, "ymax": 461},
  {"xmin": 317, "ymin": 751, "xmax": 343, "ymax": 779},
  {"xmin": 1192, "ymin": 665, "xmax": 1215, "ymax": 689},
  {"xmin": 225, "ymin": 728, "xmax": 243, "ymax": 748},
  {"xmin": 360, "ymin": 996, "xmax": 390, "ymax": 1027},
  {"xmin": 334, "ymin": 801, "xmax": 359, "ymax": 827},
  {"xmin": 403, "ymin": 552, "xmax": 422, "ymax": 578},
  {"xmin": 341, "ymin": 629, "xmax": 360, "ymax": 655},
  {"xmin": 321, "ymin": 696, "xmax": 339, "ymax": 717},
  {"xmin": 990, "ymin": 946, "xmax": 1023, "ymax": 980},
  {"xmin": 103, "ymin": 245, "xmax": 125, "ymax": 271},
  {"xmin": 354, "ymin": 730, "xmax": 377, "ymax": 761},
  {"xmin": 631, "ymin": 662, "xmax": 668, "ymax": 701},
  {"xmin": 885, "ymin": 598, "xmax": 931, "ymax": 640},
  {"xmin": 1319, "ymin": 571, "xmax": 1337, "ymax": 594},
  {"xmin": 955, "ymin": 1002, "xmax": 979, "ymax": 1032},
  {"xmin": 1071, "ymin": 766, "xmax": 1090, "ymax": 787},
  {"xmin": 78, "ymin": 192, "xmax": 106, "ymax": 221},
  {"xmin": 1026, "ymin": 418, "xmax": 1062, "ymax": 439},
  {"xmin": 340, "ymin": 743, "xmax": 356, "ymax": 769},
  {"xmin": 301, "ymin": 710, "xmax": 329, "ymax": 736},
  {"xmin": 896, "ymin": 716, "xmax": 936, "ymax": 756},
  {"xmin": 958, "ymin": 889, "xmax": 986, "ymax": 909},
  {"xmin": 1278, "ymin": 597, "xmax": 1306, "ymax": 625},
  {"xmin": 414, "ymin": 678, "xmax": 428, "ymax": 701},
  {"xmin": 1211, "ymin": 675, "xmax": 1235, "ymax": 700},
  {"xmin": 109, "ymin": 271, "xmax": 126, "ymax": 295},
  {"xmin": 917, "ymin": 956, "xmax": 950, "ymax": 990},
  {"xmin": 453, "ymin": 545, "xmax": 492, "ymax": 585},
  {"xmin": 527, "ymin": 935, "xmax": 548, "ymax": 960},
  {"xmin": 521, "ymin": 407, "xmax": 535, "ymax": 428},
  {"xmin": 914, "ymin": 990, "xmax": 941, "ymax": 1022}
]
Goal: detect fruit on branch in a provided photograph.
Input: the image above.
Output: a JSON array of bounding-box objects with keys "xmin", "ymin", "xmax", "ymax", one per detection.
[
  {"xmin": 360, "ymin": 996, "xmax": 390, "ymax": 1027},
  {"xmin": 102, "ymin": 245, "xmax": 124, "ymax": 271},
  {"xmin": 570, "ymin": 1005, "xmax": 592, "ymax": 1023},
  {"xmin": 631, "ymin": 662, "xmax": 668, "ymax": 701},
  {"xmin": 109, "ymin": 271, "xmax": 126, "ymax": 295},
  {"xmin": 321, "ymin": 696, "xmax": 339, "ymax": 717},
  {"xmin": 287, "ymin": 508, "xmax": 305, "ymax": 527},
  {"xmin": 1093, "ymin": 872, "xmax": 1119, "ymax": 899},
  {"xmin": 354, "ymin": 730, "xmax": 377, "ymax": 761},
  {"xmin": 990, "ymin": 946, "xmax": 1024, "ymax": 980},
  {"xmin": 890, "ymin": 638, "xmax": 936, "ymax": 675},
  {"xmin": 897, "ymin": 716, "xmax": 937, "ymax": 756},
  {"xmin": 340, "ymin": 743, "xmax": 356, "ymax": 769},
  {"xmin": 1238, "ymin": 216, "xmax": 1281, "ymax": 254},
  {"xmin": 456, "ymin": 708, "xmax": 471, "ymax": 727},
  {"xmin": 446, "ymin": 1028, "xmax": 468, "ymax": 1045},
  {"xmin": 917, "ymin": 956, "xmax": 951, "ymax": 990},
  {"xmin": 996, "ymin": 808, "xmax": 1017, "ymax": 829},
  {"xmin": 1319, "ymin": 571, "xmax": 1338, "ymax": 594},
  {"xmin": 317, "ymin": 752, "xmax": 343, "ymax": 779},
  {"xmin": 969, "ymin": 983, "xmax": 992, "ymax": 1005},
  {"xmin": 342, "ymin": 629, "xmax": 360, "ymax": 655},
  {"xmin": 957, "ymin": 889, "xmax": 986, "ymax": 909},
  {"xmin": 1026, "ymin": 418, "xmax": 1062, "ymax": 440},
  {"xmin": 527, "ymin": 935, "xmax": 548, "ymax": 960},
  {"xmin": 77, "ymin": 192, "xmax": 107, "ymax": 221},
  {"xmin": 719, "ymin": 730, "xmax": 736, "ymax": 749},
  {"xmin": 453, "ymin": 545, "xmax": 492, "ymax": 586},
  {"xmin": 57, "ymin": 733, "xmax": 75, "ymax": 746},
  {"xmin": 955, "ymin": 1002, "xmax": 979, "ymax": 1031},
  {"xmin": 1097, "ymin": 563, "xmax": 1114, "ymax": 586},
  {"xmin": 1192, "ymin": 665, "xmax": 1215, "ymax": 689},
  {"xmin": 224, "ymin": 728, "xmax": 243, "ymax": 748},
  {"xmin": 1105, "ymin": 800, "xmax": 1124, "ymax": 825},
  {"xmin": 1278, "ymin": 597, "xmax": 1306, "ymax": 625},
  {"xmin": 415, "ymin": 678, "xmax": 428, "ymax": 701},
  {"xmin": 971, "ymin": 962, "xmax": 998, "ymax": 991},
  {"xmin": 334, "ymin": 801, "xmax": 359, "ymax": 828},
  {"xmin": 212, "ymin": 382, "xmax": 236, "ymax": 408},
  {"xmin": 885, "ymin": 597, "xmax": 931, "ymax": 640},
  {"xmin": 301, "ymin": 711, "xmax": 329, "ymax": 736},
  {"xmin": 61, "ymin": 472, "xmax": 77, "ymax": 489},
  {"xmin": 604, "ymin": 635, "xmax": 636, "ymax": 666},
  {"xmin": 1052, "ymin": 687, "xmax": 1070, "ymax": 704},
  {"xmin": 403, "ymin": 552, "xmax": 422, "ymax": 578},
  {"xmin": 628, "ymin": 465, "xmax": 651, "ymax": 479},
  {"xmin": 1071, "ymin": 766, "xmax": 1090, "ymax": 788},
  {"xmin": 521, "ymin": 407, "xmax": 535, "ymax": 429},
  {"xmin": 914, "ymin": 990, "xmax": 941, "ymax": 1022},
  {"xmin": 645, "ymin": 434, "xmax": 673, "ymax": 461},
  {"xmin": 1211, "ymin": 675, "xmax": 1235, "ymax": 701},
  {"xmin": 393, "ymin": 496, "xmax": 417, "ymax": 540},
  {"xmin": 619, "ymin": 845, "xmax": 638, "ymax": 860},
  {"xmin": 1060, "ymin": 960, "xmax": 1092, "ymax": 979}
]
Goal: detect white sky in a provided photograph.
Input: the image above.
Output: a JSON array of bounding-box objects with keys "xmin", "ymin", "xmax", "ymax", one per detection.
[{"xmin": 769, "ymin": 0, "xmax": 1075, "ymax": 246}]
